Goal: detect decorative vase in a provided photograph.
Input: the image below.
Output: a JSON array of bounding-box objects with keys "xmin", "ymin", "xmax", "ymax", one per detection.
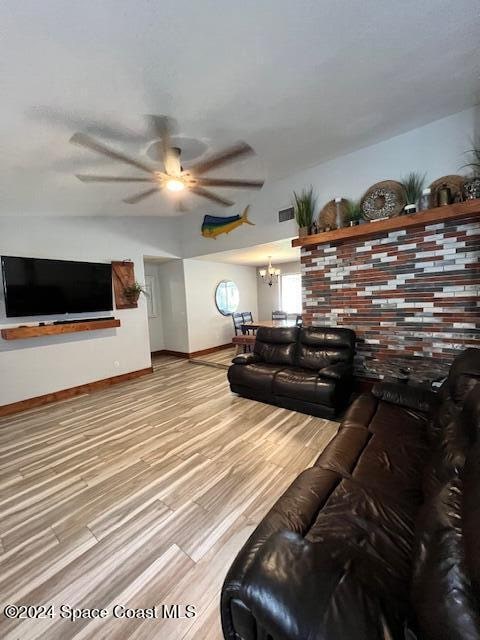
[
  {"xmin": 334, "ymin": 197, "xmax": 343, "ymax": 229},
  {"xmin": 463, "ymin": 176, "xmax": 480, "ymax": 200},
  {"xmin": 298, "ymin": 226, "xmax": 309, "ymax": 237},
  {"xmin": 404, "ymin": 204, "xmax": 417, "ymax": 215},
  {"xmin": 438, "ymin": 183, "xmax": 452, "ymax": 206},
  {"xmin": 418, "ymin": 188, "xmax": 432, "ymax": 211}
]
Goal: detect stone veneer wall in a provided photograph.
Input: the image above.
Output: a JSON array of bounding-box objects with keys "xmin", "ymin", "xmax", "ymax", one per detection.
[{"xmin": 301, "ymin": 214, "xmax": 480, "ymax": 379}]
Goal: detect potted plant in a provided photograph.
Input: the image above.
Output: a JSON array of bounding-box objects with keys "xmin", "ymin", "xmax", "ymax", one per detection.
[
  {"xmin": 461, "ymin": 143, "xmax": 480, "ymax": 200},
  {"xmin": 345, "ymin": 199, "xmax": 363, "ymax": 226},
  {"xmin": 123, "ymin": 281, "xmax": 147, "ymax": 305},
  {"xmin": 293, "ymin": 187, "xmax": 317, "ymax": 237},
  {"xmin": 401, "ymin": 172, "xmax": 426, "ymax": 214}
]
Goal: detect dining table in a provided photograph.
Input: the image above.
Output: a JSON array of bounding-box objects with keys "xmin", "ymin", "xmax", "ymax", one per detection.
[{"xmin": 241, "ymin": 319, "xmax": 297, "ymax": 331}]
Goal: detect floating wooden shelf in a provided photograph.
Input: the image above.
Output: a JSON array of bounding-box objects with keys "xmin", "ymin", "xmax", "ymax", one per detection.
[
  {"xmin": 292, "ymin": 199, "xmax": 480, "ymax": 248},
  {"xmin": 1, "ymin": 319, "xmax": 121, "ymax": 340}
]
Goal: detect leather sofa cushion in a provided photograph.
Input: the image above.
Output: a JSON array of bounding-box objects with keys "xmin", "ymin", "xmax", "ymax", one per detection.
[
  {"xmin": 464, "ymin": 440, "xmax": 480, "ymax": 603},
  {"xmin": 462, "ymin": 387, "xmax": 480, "ymax": 598},
  {"xmin": 315, "ymin": 396, "xmax": 428, "ymax": 506},
  {"xmin": 273, "ymin": 368, "xmax": 336, "ymax": 406},
  {"xmin": 221, "ymin": 466, "xmax": 343, "ymax": 611},
  {"xmin": 240, "ymin": 530, "xmax": 407, "ymax": 640},
  {"xmin": 428, "ymin": 347, "xmax": 480, "ymax": 444},
  {"xmin": 411, "ymin": 382, "xmax": 480, "ymax": 640},
  {"xmin": 341, "ymin": 393, "xmax": 378, "ymax": 430},
  {"xmin": 412, "ymin": 473, "xmax": 480, "ymax": 640},
  {"xmin": 297, "ymin": 326, "xmax": 355, "ymax": 370},
  {"xmin": 423, "ymin": 382, "xmax": 480, "ymax": 500},
  {"xmin": 366, "ymin": 397, "xmax": 429, "ymax": 439},
  {"xmin": 372, "ymin": 381, "xmax": 437, "ymax": 414},
  {"xmin": 314, "ymin": 425, "xmax": 371, "ymax": 475},
  {"xmin": 254, "ymin": 326, "xmax": 297, "ymax": 366},
  {"xmin": 351, "ymin": 431, "xmax": 427, "ymax": 506},
  {"xmin": 306, "ymin": 478, "xmax": 416, "ymax": 607},
  {"xmin": 228, "ymin": 362, "xmax": 282, "ymax": 395},
  {"xmin": 446, "ymin": 347, "xmax": 480, "ymax": 405}
]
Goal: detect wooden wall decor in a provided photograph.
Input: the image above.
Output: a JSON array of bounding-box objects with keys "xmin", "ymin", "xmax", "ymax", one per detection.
[{"xmin": 112, "ymin": 260, "xmax": 137, "ymax": 309}]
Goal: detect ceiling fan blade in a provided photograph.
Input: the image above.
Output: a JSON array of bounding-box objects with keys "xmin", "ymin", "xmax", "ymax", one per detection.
[
  {"xmin": 28, "ymin": 106, "xmax": 147, "ymax": 144},
  {"xmin": 76, "ymin": 174, "xmax": 155, "ymax": 183},
  {"xmin": 70, "ymin": 133, "xmax": 155, "ymax": 174},
  {"xmin": 188, "ymin": 141, "xmax": 255, "ymax": 175},
  {"xmin": 189, "ymin": 186, "xmax": 234, "ymax": 207},
  {"xmin": 195, "ymin": 177, "xmax": 264, "ymax": 189},
  {"xmin": 147, "ymin": 115, "xmax": 181, "ymax": 175},
  {"xmin": 123, "ymin": 187, "xmax": 160, "ymax": 205}
]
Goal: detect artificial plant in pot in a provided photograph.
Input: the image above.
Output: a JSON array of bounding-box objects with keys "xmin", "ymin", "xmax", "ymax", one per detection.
[
  {"xmin": 345, "ymin": 199, "xmax": 363, "ymax": 226},
  {"xmin": 401, "ymin": 172, "xmax": 425, "ymax": 214},
  {"xmin": 461, "ymin": 143, "xmax": 480, "ymax": 200},
  {"xmin": 123, "ymin": 281, "xmax": 147, "ymax": 305},
  {"xmin": 293, "ymin": 187, "xmax": 317, "ymax": 237}
]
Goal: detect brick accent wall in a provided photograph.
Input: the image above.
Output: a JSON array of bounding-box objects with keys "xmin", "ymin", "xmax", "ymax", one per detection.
[{"xmin": 301, "ymin": 214, "xmax": 480, "ymax": 379}]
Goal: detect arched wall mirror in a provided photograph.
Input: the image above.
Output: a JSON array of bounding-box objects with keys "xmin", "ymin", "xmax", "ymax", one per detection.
[{"xmin": 215, "ymin": 280, "xmax": 239, "ymax": 316}]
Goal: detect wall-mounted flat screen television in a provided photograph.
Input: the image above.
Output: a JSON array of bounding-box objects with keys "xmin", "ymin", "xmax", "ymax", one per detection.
[{"xmin": 1, "ymin": 256, "xmax": 113, "ymax": 317}]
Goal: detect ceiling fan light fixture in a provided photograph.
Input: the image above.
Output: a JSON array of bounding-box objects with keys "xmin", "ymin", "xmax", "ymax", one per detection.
[{"xmin": 166, "ymin": 178, "xmax": 185, "ymax": 192}]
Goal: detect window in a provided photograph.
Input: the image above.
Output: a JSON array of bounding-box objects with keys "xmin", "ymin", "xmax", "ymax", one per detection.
[{"xmin": 280, "ymin": 273, "xmax": 302, "ymax": 314}]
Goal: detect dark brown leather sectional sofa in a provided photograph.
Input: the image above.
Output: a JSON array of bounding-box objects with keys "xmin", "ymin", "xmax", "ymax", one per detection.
[
  {"xmin": 221, "ymin": 347, "xmax": 480, "ymax": 640},
  {"xmin": 228, "ymin": 326, "xmax": 356, "ymax": 418}
]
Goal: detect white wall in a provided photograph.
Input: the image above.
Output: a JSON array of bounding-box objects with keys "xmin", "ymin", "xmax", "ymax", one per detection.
[
  {"xmin": 256, "ymin": 260, "xmax": 301, "ymax": 320},
  {"xmin": 183, "ymin": 259, "xmax": 258, "ymax": 353},
  {"xmin": 0, "ymin": 216, "xmax": 181, "ymax": 406},
  {"xmin": 156, "ymin": 259, "xmax": 190, "ymax": 353},
  {"xmin": 144, "ymin": 261, "xmax": 165, "ymax": 352},
  {"xmin": 180, "ymin": 107, "xmax": 479, "ymax": 258}
]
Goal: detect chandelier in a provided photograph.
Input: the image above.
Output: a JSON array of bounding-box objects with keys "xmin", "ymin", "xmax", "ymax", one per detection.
[{"xmin": 259, "ymin": 256, "xmax": 281, "ymax": 287}]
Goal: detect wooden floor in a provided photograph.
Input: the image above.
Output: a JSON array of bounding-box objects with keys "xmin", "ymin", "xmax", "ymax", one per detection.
[
  {"xmin": 0, "ymin": 355, "xmax": 339, "ymax": 640},
  {"xmin": 190, "ymin": 347, "xmax": 236, "ymax": 369}
]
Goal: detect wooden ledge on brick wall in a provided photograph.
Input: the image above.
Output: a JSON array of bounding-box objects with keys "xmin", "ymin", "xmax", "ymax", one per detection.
[{"xmin": 292, "ymin": 199, "xmax": 480, "ymax": 248}]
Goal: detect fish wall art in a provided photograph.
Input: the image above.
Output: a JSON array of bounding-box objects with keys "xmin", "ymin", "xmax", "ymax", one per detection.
[{"xmin": 201, "ymin": 206, "xmax": 254, "ymax": 239}]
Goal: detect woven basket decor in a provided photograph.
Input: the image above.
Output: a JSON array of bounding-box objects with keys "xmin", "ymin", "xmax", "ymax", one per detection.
[
  {"xmin": 361, "ymin": 180, "xmax": 406, "ymax": 220},
  {"xmin": 318, "ymin": 198, "xmax": 349, "ymax": 230},
  {"xmin": 429, "ymin": 175, "xmax": 465, "ymax": 206}
]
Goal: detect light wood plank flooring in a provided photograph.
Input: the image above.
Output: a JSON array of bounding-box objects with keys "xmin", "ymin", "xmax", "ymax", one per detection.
[
  {"xmin": 0, "ymin": 355, "xmax": 339, "ymax": 640},
  {"xmin": 190, "ymin": 347, "xmax": 236, "ymax": 369}
]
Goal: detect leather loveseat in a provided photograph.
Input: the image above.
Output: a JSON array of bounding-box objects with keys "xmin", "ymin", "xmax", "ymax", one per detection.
[
  {"xmin": 228, "ymin": 326, "xmax": 356, "ymax": 418},
  {"xmin": 221, "ymin": 347, "xmax": 480, "ymax": 640}
]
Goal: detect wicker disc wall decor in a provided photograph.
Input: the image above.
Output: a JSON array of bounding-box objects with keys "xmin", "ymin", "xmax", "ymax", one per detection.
[
  {"xmin": 429, "ymin": 175, "xmax": 465, "ymax": 206},
  {"xmin": 318, "ymin": 198, "xmax": 349, "ymax": 230},
  {"xmin": 361, "ymin": 180, "xmax": 406, "ymax": 220}
]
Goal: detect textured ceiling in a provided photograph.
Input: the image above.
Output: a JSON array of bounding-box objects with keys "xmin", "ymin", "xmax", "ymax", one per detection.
[{"xmin": 2, "ymin": 0, "xmax": 479, "ymax": 216}]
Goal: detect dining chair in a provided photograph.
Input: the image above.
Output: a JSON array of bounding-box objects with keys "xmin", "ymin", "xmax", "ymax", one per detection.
[
  {"xmin": 272, "ymin": 310, "xmax": 287, "ymax": 321},
  {"xmin": 241, "ymin": 311, "xmax": 256, "ymax": 335},
  {"xmin": 232, "ymin": 312, "xmax": 245, "ymax": 336}
]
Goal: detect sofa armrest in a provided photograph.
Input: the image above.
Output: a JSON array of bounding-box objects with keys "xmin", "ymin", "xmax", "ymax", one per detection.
[
  {"xmin": 318, "ymin": 361, "xmax": 353, "ymax": 380},
  {"xmin": 240, "ymin": 530, "xmax": 390, "ymax": 640},
  {"xmin": 231, "ymin": 353, "xmax": 262, "ymax": 365},
  {"xmin": 372, "ymin": 381, "xmax": 437, "ymax": 414}
]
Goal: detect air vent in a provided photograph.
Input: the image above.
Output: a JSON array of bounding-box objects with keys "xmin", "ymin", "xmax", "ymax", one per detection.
[{"xmin": 278, "ymin": 206, "xmax": 294, "ymax": 223}]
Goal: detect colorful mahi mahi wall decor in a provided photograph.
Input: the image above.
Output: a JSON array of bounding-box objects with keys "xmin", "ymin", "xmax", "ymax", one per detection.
[{"xmin": 201, "ymin": 206, "xmax": 254, "ymax": 239}]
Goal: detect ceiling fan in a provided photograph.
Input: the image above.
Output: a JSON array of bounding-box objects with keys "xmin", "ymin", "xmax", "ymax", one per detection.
[{"xmin": 70, "ymin": 115, "xmax": 264, "ymax": 208}]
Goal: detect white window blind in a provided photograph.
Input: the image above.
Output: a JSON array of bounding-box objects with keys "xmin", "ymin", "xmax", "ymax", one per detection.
[{"xmin": 280, "ymin": 273, "xmax": 302, "ymax": 314}]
